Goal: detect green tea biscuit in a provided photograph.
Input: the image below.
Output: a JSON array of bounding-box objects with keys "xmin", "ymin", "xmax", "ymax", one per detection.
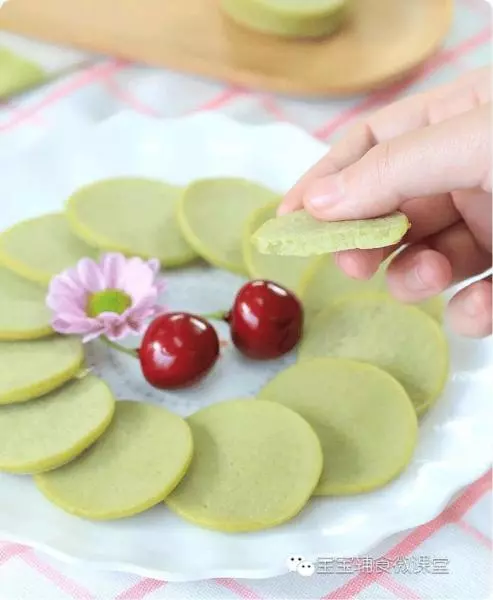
[
  {"xmin": 252, "ymin": 210, "xmax": 410, "ymax": 256},
  {"xmin": 258, "ymin": 358, "xmax": 418, "ymax": 495},
  {"xmin": 0, "ymin": 213, "xmax": 97, "ymax": 285},
  {"xmin": 66, "ymin": 178, "xmax": 196, "ymax": 267},
  {"xmin": 177, "ymin": 178, "xmax": 279, "ymax": 274},
  {"xmin": 220, "ymin": 0, "xmax": 348, "ymax": 39},
  {"xmin": 299, "ymin": 254, "xmax": 445, "ymax": 329},
  {"xmin": 0, "ymin": 267, "xmax": 52, "ymax": 340},
  {"xmin": 35, "ymin": 401, "xmax": 193, "ymax": 520},
  {"xmin": 0, "ymin": 376, "xmax": 115, "ymax": 474},
  {"xmin": 242, "ymin": 202, "xmax": 314, "ymax": 292},
  {"xmin": 299, "ymin": 294, "xmax": 449, "ymax": 415},
  {"xmin": 0, "ymin": 336, "xmax": 84, "ymax": 405},
  {"xmin": 166, "ymin": 399, "xmax": 322, "ymax": 532},
  {"xmin": 0, "ymin": 47, "xmax": 46, "ymax": 99}
]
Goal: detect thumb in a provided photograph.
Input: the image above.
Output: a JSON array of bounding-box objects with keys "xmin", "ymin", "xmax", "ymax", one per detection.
[{"xmin": 303, "ymin": 105, "xmax": 491, "ymax": 221}]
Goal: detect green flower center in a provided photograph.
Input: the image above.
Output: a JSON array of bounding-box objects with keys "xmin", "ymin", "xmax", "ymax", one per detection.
[{"xmin": 87, "ymin": 289, "xmax": 132, "ymax": 317}]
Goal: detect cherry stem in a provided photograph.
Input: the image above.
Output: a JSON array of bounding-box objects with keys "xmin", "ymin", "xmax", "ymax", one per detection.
[
  {"xmin": 102, "ymin": 336, "xmax": 139, "ymax": 359},
  {"xmin": 200, "ymin": 310, "xmax": 229, "ymax": 322}
]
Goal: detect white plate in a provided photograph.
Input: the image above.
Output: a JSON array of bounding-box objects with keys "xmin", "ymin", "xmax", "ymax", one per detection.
[{"xmin": 0, "ymin": 112, "xmax": 491, "ymax": 582}]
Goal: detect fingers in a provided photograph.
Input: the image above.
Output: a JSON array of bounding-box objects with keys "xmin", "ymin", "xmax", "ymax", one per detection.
[
  {"xmin": 447, "ymin": 277, "xmax": 492, "ymax": 338},
  {"xmin": 385, "ymin": 222, "xmax": 491, "ymax": 301},
  {"xmin": 386, "ymin": 245, "xmax": 453, "ymax": 303},
  {"xmin": 279, "ymin": 125, "xmax": 375, "ymax": 216},
  {"xmin": 278, "ymin": 66, "xmax": 491, "ymax": 216},
  {"xmin": 427, "ymin": 222, "xmax": 492, "ymax": 282},
  {"xmin": 334, "ymin": 193, "xmax": 461, "ymax": 279},
  {"xmin": 303, "ymin": 105, "xmax": 491, "ymax": 221}
]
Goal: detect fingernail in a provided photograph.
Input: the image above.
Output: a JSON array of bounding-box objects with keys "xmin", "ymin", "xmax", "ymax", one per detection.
[
  {"xmin": 306, "ymin": 176, "xmax": 344, "ymax": 211},
  {"xmin": 404, "ymin": 261, "xmax": 429, "ymax": 292},
  {"xmin": 277, "ymin": 203, "xmax": 290, "ymax": 216}
]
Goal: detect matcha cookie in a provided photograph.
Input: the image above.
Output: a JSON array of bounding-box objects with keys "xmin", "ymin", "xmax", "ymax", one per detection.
[
  {"xmin": 299, "ymin": 254, "xmax": 445, "ymax": 328},
  {"xmin": 0, "ymin": 213, "xmax": 97, "ymax": 285},
  {"xmin": 177, "ymin": 178, "xmax": 279, "ymax": 274},
  {"xmin": 66, "ymin": 178, "xmax": 196, "ymax": 267},
  {"xmin": 220, "ymin": 0, "xmax": 348, "ymax": 39},
  {"xmin": 0, "ymin": 336, "xmax": 84, "ymax": 405},
  {"xmin": 252, "ymin": 210, "xmax": 410, "ymax": 256},
  {"xmin": 35, "ymin": 401, "xmax": 193, "ymax": 520},
  {"xmin": 0, "ymin": 47, "xmax": 46, "ymax": 99},
  {"xmin": 0, "ymin": 266, "xmax": 52, "ymax": 340},
  {"xmin": 259, "ymin": 358, "xmax": 418, "ymax": 495},
  {"xmin": 243, "ymin": 202, "xmax": 314, "ymax": 292},
  {"xmin": 166, "ymin": 398, "xmax": 322, "ymax": 532},
  {"xmin": 0, "ymin": 376, "xmax": 115, "ymax": 474},
  {"xmin": 299, "ymin": 294, "xmax": 449, "ymax": 415}
]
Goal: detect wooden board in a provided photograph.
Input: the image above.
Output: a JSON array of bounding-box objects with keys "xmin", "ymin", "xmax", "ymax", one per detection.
[{"xmin": 0, "ymin": 0, "xmax": 453, "ymax": 96}]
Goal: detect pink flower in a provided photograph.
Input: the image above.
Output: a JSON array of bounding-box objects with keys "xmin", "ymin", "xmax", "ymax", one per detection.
[{"xmin": 47, "ymin": 253, "xmax": 166, "ymax": 342}]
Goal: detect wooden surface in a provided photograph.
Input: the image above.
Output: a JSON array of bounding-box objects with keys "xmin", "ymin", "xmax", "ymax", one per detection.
[{"xmin": 0, "ymin": 0, "xmax": 453, "ymax": 96}]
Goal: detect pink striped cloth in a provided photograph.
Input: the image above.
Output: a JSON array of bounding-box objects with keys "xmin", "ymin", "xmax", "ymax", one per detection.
[{"xmin": 0, "ymin": 0, "xmax": 491, "ymax": 597}]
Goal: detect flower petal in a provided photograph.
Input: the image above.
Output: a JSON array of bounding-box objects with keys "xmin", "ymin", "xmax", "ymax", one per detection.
[
  {"xmin": 122, "ymin": 259, "xmax": 157, "ymax": 303},
  {"xmin": 147, "ymin": 258, "xmax": 161, "ymax": 275},
  {"xmin": 46, "ymin": 294, "xmax": 87, "ymax": 318},
  {"xmin": 48, "ymin": 269, "xmax": 87, "ymax": 301},
  {"xmin": 77, "ymin": 258, "xmax": 106, "ymax": 293},
  {"xmin": 52, "ymin": 314, "xmax": 98, "ymax": 335},
  {"xmin": 96, "ymin": 312, "xmax": 133, "ymax": 340},
  {"xmin": 101, "ymin": 253, "xmax": 126, "ymax": 289}
]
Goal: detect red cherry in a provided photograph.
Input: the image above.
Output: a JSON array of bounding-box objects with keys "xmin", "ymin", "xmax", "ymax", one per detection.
[
  {"xmin": 228, "ymin": 280, "xmax": 303, "ymax": 360},
  {"xmin": 139, "ymin": 313, "xmax": 220, "ymax": 389}
]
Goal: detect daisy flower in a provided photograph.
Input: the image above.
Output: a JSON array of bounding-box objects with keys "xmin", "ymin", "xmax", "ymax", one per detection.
[{"xmin": 47, "ymin": 253, "xmax": 165, "ymax": 342}]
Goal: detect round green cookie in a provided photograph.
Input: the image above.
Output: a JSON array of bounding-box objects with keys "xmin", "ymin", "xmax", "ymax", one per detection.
[
  {"xmin": 35, "ymin": 401, "xmax": 193, "ymax": 520},
  {"xmin": 66, "ymin": 178, "xmax": 196, "ymax": 267},
  {"xmin": 242, "ymin": 202, "xmax": 314, "ymax": 292},
  {"xmin": 177, "ymin": 178, "xmax": 279, "ymax": 274},
  {"xmin": 298, "ymin": 294, "xmax": 449, "ymax": 415},
  {"xmin": 252, "ymin": 209, "xmax": 410, "ymax": 256},
  {"xmin": 0, "ymin": 213, "xmax": 97, "ymax": 285},
  {"xmin": 0, "ymin": 336, "xmax": 84, "ymax": 405},
  {"xmin": 166, "ymin": 399, "xmax": 322, "ymax": 532},
  {"xmin": 0, "ymin": 267, "xmax": 52, "ymax": 340},
  {"xmin": 0, "ymin": 376, "xmax": 115, "ymax": 474},
  {"xmin": 221, "ymin": 0, "xmax": 348, "ymax": 39},
  {"xmin": 299, "ymin": 254, "xmax": 445, "ymax": 329},
  {"xmin": 258, "ymin": 358, "xmax": 418, "ymax": 495}
]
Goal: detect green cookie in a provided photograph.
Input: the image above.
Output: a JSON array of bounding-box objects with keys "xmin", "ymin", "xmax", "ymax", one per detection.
[
  {"xmin": 299, "ymin": 254, "xmax": 445, "ymax": 329},
  {"xmin": 0, "ymin": 336, "xmax": 84, "ymax": 405},
  {"xmin": 242, "ymin": 202, "xmax": 315, "ymax": 292},
  {"xmin": 66, "ymin": 178, "xmax": 197, "ymax": 267},
  {"xmin": 0, "ymin": 47, "xmax": 46, "ymax": 99},
  {"xmin": 0, "ymin": 376, "xmax": 115, "ymax": 474},
  {"xmin": 220, "ymin": 0, "xmax": 348, "ymax": 38},
  {"xmin": 35, "ymin": 401, "xmax": 193, "ymax": 520},
  {"xmin": 299, "ymin": 294, "xmax": 449, "ymax": 415},
  {"xmin": 252, "ymin": 210, "xmax": 410, "ymax": 256},
  {"xmin": 177, "ymin": 178, "xmax": 279, "ymax": 274},
  {"xmin": 0, "ymin": 213, "xmax": 97, "ymax": 285},
  {"xmin": 259, "ymin": 358, "xmax": 418, "ymax": 495},
  {"xmin": 167, "ymin": 399, "xmax": 322, "ymax": 532},
  {"xmin": 0, "ymin": 267, "xmax": 52, "ymax": 340}
]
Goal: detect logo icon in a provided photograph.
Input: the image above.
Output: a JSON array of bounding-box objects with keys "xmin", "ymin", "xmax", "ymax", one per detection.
[
  {"xmin": 286, "ymin": 556, "xmax": 315, "ymax": 577},
  {"xmin": 297, "ymin": 561, "xmax": 315, "ymax": 577},
  {"xmin": 286, "ymin": 555, "xmax": 304, "ymax": 572}
]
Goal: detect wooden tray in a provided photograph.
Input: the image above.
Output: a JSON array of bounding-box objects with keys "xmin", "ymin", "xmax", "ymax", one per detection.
[{"xmin": 0, "ymin": 0, "xmax": 453, "ymax": 96}]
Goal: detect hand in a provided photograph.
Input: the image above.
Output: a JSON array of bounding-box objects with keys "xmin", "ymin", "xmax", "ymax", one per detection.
[{"xmin": 279, "ymin": 67, "xmax": 492, "ymax": 338}]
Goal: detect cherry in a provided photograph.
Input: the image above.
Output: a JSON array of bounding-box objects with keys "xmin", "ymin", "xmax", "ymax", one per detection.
[
  {"xmin": 139, "ymin": 313, "xmax": 220, "ymax": 389},
  {"xmin": 227, "ymin": 280, "xmax": 303, "ymax": 360}
]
